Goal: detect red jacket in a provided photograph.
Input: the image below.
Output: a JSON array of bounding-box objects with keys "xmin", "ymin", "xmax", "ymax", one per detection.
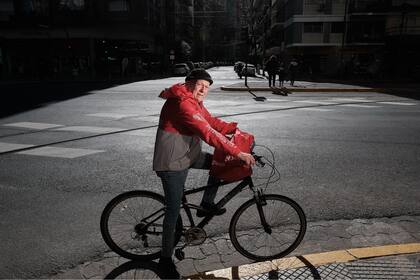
[{"xmin": 153, "ymin": 83, "xmax": 239, "ymax": 171}]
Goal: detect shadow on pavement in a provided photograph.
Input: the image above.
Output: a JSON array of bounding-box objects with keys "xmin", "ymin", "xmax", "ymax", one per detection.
[
  {"xmin": 104, "ymin": 260, "xmax": 162, "ymax": 279},
  {"xmin": 309, "ymin": 78, "xmax": 420, "ymax": 100},
  {"xmin": 0, "ymin": 81, "xmax": 121, "ymax": 118}
]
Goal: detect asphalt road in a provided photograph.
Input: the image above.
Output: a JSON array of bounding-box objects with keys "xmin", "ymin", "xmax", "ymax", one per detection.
[{"xmin": 0, "ymin": 67, "xmax": 419, "ymax": 278}]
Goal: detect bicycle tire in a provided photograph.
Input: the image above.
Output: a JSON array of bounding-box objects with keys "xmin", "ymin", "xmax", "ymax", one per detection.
[
  {"xmin": 229, "ymin": 194, "xmax": 306, "ymax": 261},
  {"xmin": 100, "ymin": 190, "xmax": 183, "ymax": 261}
]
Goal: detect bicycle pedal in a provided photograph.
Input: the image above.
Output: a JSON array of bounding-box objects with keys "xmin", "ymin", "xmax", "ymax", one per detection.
[{"xmin": 175, "ymin": 248, "xmax": 185, "ymax": 261}]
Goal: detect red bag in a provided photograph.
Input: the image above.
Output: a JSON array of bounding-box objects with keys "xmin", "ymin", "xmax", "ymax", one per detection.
[{"xmin": 210, "ymin": 129, "xmax": 254, "ymax": 182}]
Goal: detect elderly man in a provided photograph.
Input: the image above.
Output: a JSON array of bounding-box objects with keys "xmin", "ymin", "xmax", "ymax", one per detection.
[{"xmin": 153, "ymin": 68, "xmax": 255, "ymax": 278}]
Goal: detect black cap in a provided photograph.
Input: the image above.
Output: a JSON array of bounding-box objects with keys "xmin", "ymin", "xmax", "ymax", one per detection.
[{"xmin": 185, "ymin": 68, "xmax": 213, "ymax": 85}]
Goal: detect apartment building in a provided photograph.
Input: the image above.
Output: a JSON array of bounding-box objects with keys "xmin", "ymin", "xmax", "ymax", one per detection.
[{"xmin": 257, "ymin": 0, "xmax": 420, "ymax": 79}]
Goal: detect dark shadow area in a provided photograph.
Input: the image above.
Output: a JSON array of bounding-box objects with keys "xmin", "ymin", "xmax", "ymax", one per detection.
[
  {"xmin": 1, "ymin": 74, "xmax": 171, "ymax": 118},
  {"xmin": 248, "ymin": 256, "xmax": 321, "ymax": 280},
  {"xmin": 104, "ymin": 260, "xmax": 162, "ymax": 279},
  {"xmin": 1, "ymin": 81, "xmax": 118, "ymax": 118},
  {"xmin": 304, "ymin": 78, "xmax": 420, "ymax": 101}
]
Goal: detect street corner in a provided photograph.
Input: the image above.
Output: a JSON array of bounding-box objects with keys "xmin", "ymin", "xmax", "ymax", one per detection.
[{"xmin": 193, "ymin": 243, "xmax": 420, "ymax": 280}]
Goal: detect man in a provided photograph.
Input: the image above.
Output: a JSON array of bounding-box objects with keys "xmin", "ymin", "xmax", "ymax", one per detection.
[
  {"xmin": 288, "ymin": 58, "xmax": 299, "ymax": 86},
  {"xmin": 153, "ymin": 68, "xmax": 255, "ymax": 278},
  {"xmin": 265, "ymin": 55, "xmax": 279, "ymax": 87}
]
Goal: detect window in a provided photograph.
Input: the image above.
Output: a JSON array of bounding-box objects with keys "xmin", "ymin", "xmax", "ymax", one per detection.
[
  {"xmin": 331, "ymin": 22, "xmax": 344, "ymax": 33},
  {"xmin": 59, "ymin": 0, "xmax": 85, "ymax": 11},
  {"xmin": 304, "ymin": 22, "xmax": 323, "ymax": 33},
  {"xmin": 108, "ymin": 0, "xmax": 130, "ymax": 12}
]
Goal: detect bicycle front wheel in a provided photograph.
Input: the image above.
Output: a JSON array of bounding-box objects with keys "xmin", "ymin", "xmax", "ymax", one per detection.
[
  {"xmin": 100, "ymin": 190, "xmax": 182, "ymax": 261},
  {"xmin": 229, "ymin": 194, "xmax": 306, "ymax": 261}
]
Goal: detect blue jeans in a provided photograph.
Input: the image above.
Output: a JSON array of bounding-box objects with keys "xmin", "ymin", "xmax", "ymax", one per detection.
[{"xmin": 156, "ymin": 152, "xmax": 219, "ymax": 257}]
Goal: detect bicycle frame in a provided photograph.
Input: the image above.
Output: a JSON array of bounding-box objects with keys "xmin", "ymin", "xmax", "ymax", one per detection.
[
  {"xmin": 181, "ymin": 176, "xmax": 258, "ymax": 230},
  {"xmin": 134, "ymin": 177, "xmax": 254, "ymax": 236}
]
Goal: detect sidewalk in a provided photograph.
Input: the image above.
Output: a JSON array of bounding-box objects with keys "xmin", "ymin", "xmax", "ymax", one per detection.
[
  {"xmin": 197, "ymin": 246, "xmax": 420, "ymax": 280},
  {"xmin": 48, "ymin": 215, "xmax": 420, "ymax": 279}
]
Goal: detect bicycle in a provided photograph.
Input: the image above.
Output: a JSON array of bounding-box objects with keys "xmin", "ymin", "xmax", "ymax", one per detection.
[{"xmin": 100, "ymin": 145, "xmax": 306, "ymax": 262}]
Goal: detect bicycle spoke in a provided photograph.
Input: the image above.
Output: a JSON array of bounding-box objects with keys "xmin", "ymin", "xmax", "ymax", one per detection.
[
  {"xmin": 101, "ymin": 191, "xmax": 184, "ymax": 261},
  {"xmin": 230, "ymin": 195, "xmax": 306, "ymax": 261}
]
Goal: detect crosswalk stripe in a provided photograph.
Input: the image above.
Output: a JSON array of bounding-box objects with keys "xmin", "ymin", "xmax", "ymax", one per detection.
[
  {"xmin": 16, "ymin": 146, "xmax": 105, "ymax": 158},
  {"xmin": 3, "ymin": 122, "xmax": 64, "ymax": 130},
  {"xmin": 0, "ymin": 142, "xmax": 35, "ymax": 153}
]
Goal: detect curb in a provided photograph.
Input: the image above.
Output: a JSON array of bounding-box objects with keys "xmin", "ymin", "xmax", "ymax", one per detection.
[
  {"xmin": 188, "ymin": 243, "xmax": 420, "ymax": 279},
  {"xmin": 220, "ymin": 86, "xmax": 383, "ymax": 92}
]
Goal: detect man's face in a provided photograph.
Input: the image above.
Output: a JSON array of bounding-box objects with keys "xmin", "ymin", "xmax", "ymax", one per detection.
[{"xmin": 189, "ymin": 80, "xmax": 210, "ymax": 102}]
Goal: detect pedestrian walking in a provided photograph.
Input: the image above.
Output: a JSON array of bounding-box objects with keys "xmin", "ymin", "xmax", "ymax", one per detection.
[
  {"xmin": 288, "ymin": 58, "xmax": 299, "ymax": 86},
  {"xmin": 264, "ymin": 55, "xmax": 279, "ymax": 87},
  {"xmin": 277, "ymin": 62, "xmax": 286, "ymax": 87}
]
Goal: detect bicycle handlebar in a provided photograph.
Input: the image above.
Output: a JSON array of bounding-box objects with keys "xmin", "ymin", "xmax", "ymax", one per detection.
[{"xmin": 252, "ymin": 152, "xmax": 265, "ymax": 167}]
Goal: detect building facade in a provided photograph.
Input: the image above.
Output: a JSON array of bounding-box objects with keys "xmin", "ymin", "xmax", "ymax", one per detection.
[
  {"xmin": 0, "ymin": 0, "xmax": 245, "ymax": 80},
  {"xmin": 254, "ymin": 0, "xmax": 420, "ymax": 79},
  {"xmin": 0, "ymin": 0, "xmax": 169, "ymax": 80}
]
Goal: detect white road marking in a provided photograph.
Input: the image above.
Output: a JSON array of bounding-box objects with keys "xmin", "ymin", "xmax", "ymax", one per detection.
[
  {"xmin": 330, "ymin": 98, "xmax": 369, "ymax": 102},
  {"xmin": 294, "ymin": 100, "xmax": 338, "ymax": 105},
  {"xmin": 53, "ymin": 126, "xmax": 123, "ymax": 133},
  {"xmin": 3, "ymin": 122, "xmax": 64, "ymax": 130},
  {"xmin": 296, "ymin": 108, "xmax": 334, "ymax": 112},
  {"xmin": 378, "ymin": 102, "xmax": 417, "ymax": 106},
  {"xmin": 17, "ymin": 146, "xmax": 105, "ymax": 158},
  {"xmin": 0, "ymin": 142, "xmax": 34, "ymax": 153},
  {"xmin": 338, "ymin": 104, "xmax": 381, "ymax": 108}
]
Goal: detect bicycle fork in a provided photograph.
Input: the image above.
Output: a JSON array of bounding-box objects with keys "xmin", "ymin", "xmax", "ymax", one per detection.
[{"xmin": 251, "ymin": 183, "xmax": 272, "ymax": 234}]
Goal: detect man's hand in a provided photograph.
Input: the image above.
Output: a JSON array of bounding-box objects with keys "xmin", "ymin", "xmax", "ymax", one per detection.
[{"xmin": 237, "ymin": 152, "xmax": 256, "ymax": 166}]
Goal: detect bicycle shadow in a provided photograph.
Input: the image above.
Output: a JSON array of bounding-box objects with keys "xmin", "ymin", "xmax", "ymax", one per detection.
[
  {"xmin": 105, "ymin": 259, "xmax": 230, "ymax": 280},
  {"xmin": 104, "ymin": 260, "xmax": 162, "ymax": 279},
  {"xmin": 187, "ymin": 256, "xmax": 322, "ymax": 280}
]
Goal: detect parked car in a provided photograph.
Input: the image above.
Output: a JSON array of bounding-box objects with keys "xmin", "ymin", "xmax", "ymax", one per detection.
[
  {"xmin": 173, "ymin": 63, "xmax": 190, "ymax": 76},
  {"xmin": 241, "ymin": 64, "xmax": 256, "ymax": 76},
  {"xmin": 235, "ymin": 62, "xmax": 256, "ymax": 77}
]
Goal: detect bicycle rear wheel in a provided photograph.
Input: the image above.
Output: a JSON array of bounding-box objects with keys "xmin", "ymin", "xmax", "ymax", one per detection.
[
  {"xmin": 229, "ymin": 194, "xmax": 306, "ymax": 261},
  {"xmin": 100, "ymin": 190, "xmax": 182, "ymax": 261}
]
